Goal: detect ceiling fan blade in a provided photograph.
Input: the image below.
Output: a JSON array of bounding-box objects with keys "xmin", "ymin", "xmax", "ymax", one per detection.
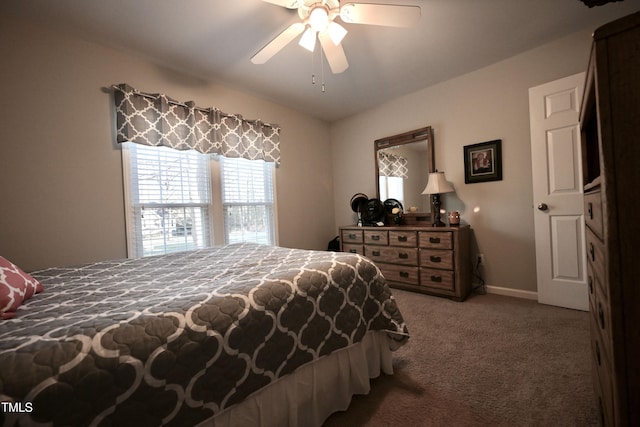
[
  {"xmin": 261, "ymin": 0, "xmax": 299, "ymax": 9},
  {"xmin": 251, "ymin": 22, "xmax": 306, "ymax": 64},
  {"xmin": 340, "ymin": 3, "xmax": 421, "ymax": 27},
  {"xmin": 318, "ymin": 31, "xmax": 349, "ymax": 74}
]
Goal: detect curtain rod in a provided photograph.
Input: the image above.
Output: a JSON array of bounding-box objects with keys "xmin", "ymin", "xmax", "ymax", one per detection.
[{"xmin": 109, "ymin": 84, "xmax": 279, "ymax": 129}]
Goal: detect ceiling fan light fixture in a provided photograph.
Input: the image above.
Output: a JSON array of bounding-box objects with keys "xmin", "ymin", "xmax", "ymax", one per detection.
[
  {"xmin": 299, "ymin": 27, "xmax": 317, "ymax": 52},
  {"xmin": 255, "ymin": 0, "xmax": 421, "ymax": 74},
  {"xmin": 327, "ymin": 21, "xmax": 347, "ymax": 45},
  {"xmin": 309, "ymin": 6, "xmax": 329, "ymax": 32}
]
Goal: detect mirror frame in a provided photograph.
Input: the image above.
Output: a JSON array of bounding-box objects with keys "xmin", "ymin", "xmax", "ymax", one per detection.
[{"xmin": 374, "ymin": 125, "xmax": 435, "ymax": 213}]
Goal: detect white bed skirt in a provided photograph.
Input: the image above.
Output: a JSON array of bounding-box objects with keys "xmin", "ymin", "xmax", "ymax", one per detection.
[{"xmin": 203, "ymin": 330, "xmax": 394, "ymax": 427}]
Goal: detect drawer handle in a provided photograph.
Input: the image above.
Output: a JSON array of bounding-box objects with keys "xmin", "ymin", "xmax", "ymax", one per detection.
[
  {"xmin": 399, "ymin": 253, "xmax": 409, "ymax": 259},
  {"xmin": 349, "ymin": 249, "xmax": 357, "ymax": 254},
  {"xmin": 598, "ymin": 302, "xmax": 605, "ymax": 330},
  {"xmin": 398, "ymin": 236, "xmax": 408, "ymax": 242},
  {"xmin": 431, "ymin": 275, "xmax": 442, "ymax": 283},
  {"xmin": 372, "ymin": 235, "xmax": 381, "ymax": 241},
  {"xmin": 430, "ymin": 256, "xmax": 442, "ymax": 263},
  {"xmin": 429, "ymin": 237, "xmax": 441, "ymax": 244},
  {"xmin": 348, "ymin": 233, "xmax": 357, "ymax": 240},
  {"xmin": 400, "ymin": 271, "xmax": 410, "ymax": 278},
  {"xmin": 588, "ymin": 276, "xmax": 593, "ymax": 295},
  {"xmin": 589, "ymin": 243, "xmax": 595, "ymax": 262},
  {"xmin": 588, "ymin": 202, "xmax": 593, "ymax": 220},
  {"xmin": 372, "ymin": 251, "xmax": 381, "ymax": 257},
  {"xmin": 595, "ymin": 340, "xmax": 601, "ymax": 366}
]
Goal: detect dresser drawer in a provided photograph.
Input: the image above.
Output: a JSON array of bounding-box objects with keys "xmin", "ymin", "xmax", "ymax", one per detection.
[
  {"xmin": 590, "ymin": 318, "xmax": 615, "ymax": 427},
  {"xmin": 420, "ymin": 268, "xmax": 455, "ymax": 291},
  {"xmin": 418, "ymin": 231, "xmax": 453, "ymax": 249},
  {"xmin": 389, "ymin": 230, "xmax": 418, "ymax": 247},
  {"xmin": 342, "ymin": 243, "xmax": 364, "ymax": 255},
  {"xmin": 364, "ymin": 230, "xmax": 389, "ymax": 245},
  {"xmin": 419, "ymin": 249, "xmax": 454, "ymax": 270},
  {"xmin": 378, "ymin": 263, "xmax": 419, "ymax": 286},
  {"xmin": 594, "ymin": 279, "xmax": 613, "ymax": 363},
  {"xmin": 365, "ymin": 246, "xmax": 418, "ymax": 265},
  {"xmin": 587, "ymin": 249, "xmax": 607, "ymax": 306},
  {"xmin": 585, "ymin": 228, "xmax": 605, "ymax": 289},
  {"xmin": 584, "ymin": 190, "xmax": 603, "ymax": 240},
  {"xmin": 341, "ymin": 229, "xmax": 363, "ymax": 244},
  {"xmin": 587, "ymin": 262, "xmax": 597, "ymax": 314}
]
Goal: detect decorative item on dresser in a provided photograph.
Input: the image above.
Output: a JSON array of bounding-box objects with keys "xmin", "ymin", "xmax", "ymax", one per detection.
[
  {"xmin": 340, "ymin": 225, "xmax": 472, "ymax": 301},
  {"xmin": 421, "ymin": 171, "xmax": 455, "ymax": 227},
  {"xmin": 579, "ymin": 11, "xmax": 640, "ymax": 426}
]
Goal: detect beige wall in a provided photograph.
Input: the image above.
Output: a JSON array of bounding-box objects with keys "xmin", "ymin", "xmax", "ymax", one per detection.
[
  {"xmin": 331, "ymin": 29, "xmax": 595, "ymax": 294},
  {"xmin": 0, "ymin": 16, "xmax": 334, "ymax": 271}
]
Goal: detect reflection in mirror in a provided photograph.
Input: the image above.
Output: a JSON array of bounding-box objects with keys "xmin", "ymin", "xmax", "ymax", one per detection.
[{"xmin": 375, "ymin": 126, "xmax": 434, "ymax": 213}]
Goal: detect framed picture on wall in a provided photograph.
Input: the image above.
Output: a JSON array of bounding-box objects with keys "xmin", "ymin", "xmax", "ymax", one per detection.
[{"xmin": 463, "ymin": 139, "xmax": 502, "ymax": 184}]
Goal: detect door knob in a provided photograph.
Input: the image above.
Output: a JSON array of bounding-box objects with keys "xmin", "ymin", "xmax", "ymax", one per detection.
[{"xmin": 537, "ymin": 203, "xmax": 548, "ymax": 211}]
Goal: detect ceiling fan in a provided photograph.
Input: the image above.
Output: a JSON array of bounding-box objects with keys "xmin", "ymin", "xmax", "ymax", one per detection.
[{"xmin": 251, "ymin": 0, "xmax": 421, "ymax": 74}]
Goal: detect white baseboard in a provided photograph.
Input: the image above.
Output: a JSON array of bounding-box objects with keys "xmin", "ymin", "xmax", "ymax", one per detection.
[{"xmin": 484, "ymin": 285, "xmax": 538, "ymax": 301}]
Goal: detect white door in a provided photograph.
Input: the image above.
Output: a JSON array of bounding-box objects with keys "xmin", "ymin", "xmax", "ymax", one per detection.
[{"xmin": 528, "ymin": 72, "xmax": 588, "ymax": 311}]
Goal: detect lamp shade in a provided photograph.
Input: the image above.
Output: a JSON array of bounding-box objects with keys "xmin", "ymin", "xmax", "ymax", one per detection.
[{"xmin": 422, "ymin": 171, "xmax": 454, "ymax": 195}]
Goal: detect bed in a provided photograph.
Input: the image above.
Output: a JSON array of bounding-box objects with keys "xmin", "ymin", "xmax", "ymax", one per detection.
[{"xmin": 0, "ymin": 243, "xmax": 409, "ymax": 426}]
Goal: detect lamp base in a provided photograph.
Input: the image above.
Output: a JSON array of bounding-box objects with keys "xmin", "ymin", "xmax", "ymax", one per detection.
[{"xmin": 431, "ymin": 193, "xmax": 446, "ymax": 227}]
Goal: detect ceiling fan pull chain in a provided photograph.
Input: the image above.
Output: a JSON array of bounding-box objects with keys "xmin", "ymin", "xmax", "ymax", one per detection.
[
  {"xmin": 312, "ymin": 42, "xmax": 317, "ymax": 85},
  {"xmin": 321, "ymin": 45, "xmax": 326, "ymax": 93}
]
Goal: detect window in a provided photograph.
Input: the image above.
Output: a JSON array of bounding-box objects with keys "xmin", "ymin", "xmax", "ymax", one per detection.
[
  {"xmin": 122, "ymin": 143, "xmax": 276, "ymax": 258},
  {"xmin": 123, "ymin": 143, "xmax": 212, "ymax": 257},
  {"xmin": 221, "ymin": 157, "xmax": 276, "ymax": 245}
]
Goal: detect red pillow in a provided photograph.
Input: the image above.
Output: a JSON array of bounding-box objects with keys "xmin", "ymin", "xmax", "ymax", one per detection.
[{"xmin": 0, "ymin": 256, "xmax": 44, "ymax": 319}]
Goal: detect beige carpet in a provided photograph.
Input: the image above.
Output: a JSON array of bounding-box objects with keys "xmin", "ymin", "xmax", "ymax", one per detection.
[{"xmin": 324, "ymin": 289, "xmax": 597, "ymax": 426}]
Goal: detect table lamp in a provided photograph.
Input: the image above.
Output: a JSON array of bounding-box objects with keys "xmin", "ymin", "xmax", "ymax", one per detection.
[{"xmin": 422, "ymin": 171, "xmax": 454, "ymax": 227}]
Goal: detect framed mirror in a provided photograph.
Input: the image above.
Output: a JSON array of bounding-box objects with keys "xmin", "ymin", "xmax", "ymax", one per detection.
[{"xmin": 374, "ymin": 126, "xmax": 435, "ymax": 216}]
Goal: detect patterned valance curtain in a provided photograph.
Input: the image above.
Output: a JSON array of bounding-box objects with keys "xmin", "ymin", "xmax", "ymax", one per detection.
[
  {"xmin": 378, "ymin": 151, "xmax": 408, "ymax": 178},
  {"xmin": 113, "ymin": 83, "xmax": 280, "ymax": 163}
]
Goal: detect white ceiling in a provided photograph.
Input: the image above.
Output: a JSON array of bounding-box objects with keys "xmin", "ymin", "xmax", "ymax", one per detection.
[{"xmin": 4, "ymin": 0, "xmax": 639, "ymax": 122}]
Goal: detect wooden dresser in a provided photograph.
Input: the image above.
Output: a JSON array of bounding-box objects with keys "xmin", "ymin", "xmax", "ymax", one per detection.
[
  {"xmin": 339, "ymin": 225, "xmax": 471, "ymax": 301},
  {"xmin": 580, "ymin": 12, "xmax": 640, "ymax": 426}
]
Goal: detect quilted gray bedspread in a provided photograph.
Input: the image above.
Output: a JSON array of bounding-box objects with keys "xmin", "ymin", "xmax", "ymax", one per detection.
[{"xmin": 0, "ymin": 243, "xmax": 408, "ymax": 426}]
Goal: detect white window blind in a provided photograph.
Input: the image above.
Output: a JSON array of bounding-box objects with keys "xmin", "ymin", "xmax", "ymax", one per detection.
[
  {"xmin": 124, "ymin": 142, "xmax": 212, "ymax": 257},
  {"xmin": 221, "ymin": 157, "xmax": 275, "ymax": 245},
  {"xmin": 379, "ymin": 176, "xmax": 405, "ymax": 207}
]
